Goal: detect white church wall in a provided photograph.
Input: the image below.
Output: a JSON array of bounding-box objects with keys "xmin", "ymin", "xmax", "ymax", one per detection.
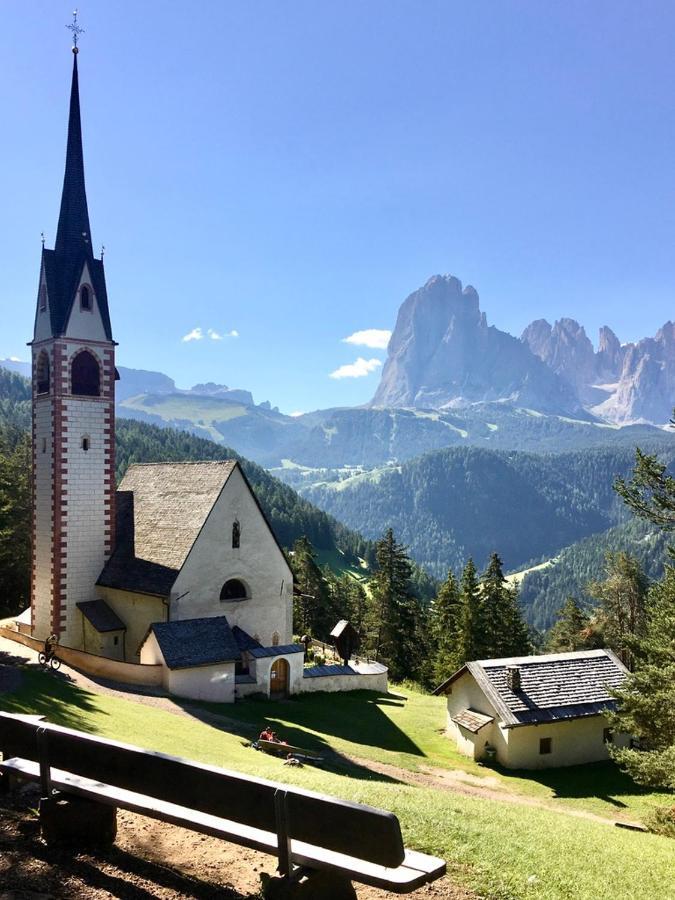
[
  {"xmin": 32, "ymin": 387, "xmax": 54, "ymax": 640},
  {"xmin": 167, "ymin": 664, "xmax": 236, "ymax": 703},
  {"xmin": 171, "ymin": 466, "xmax": 293, "ymax": 645},
  {"xmin": 298, "ymin": 669, "xmax": 389, "ymax": 695},
  {"xmin": 63, "ymin": 265, "xmax": 110, "ymax": 342}
]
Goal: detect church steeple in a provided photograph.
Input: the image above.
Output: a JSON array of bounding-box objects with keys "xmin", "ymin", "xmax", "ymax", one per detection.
[{"xmin": 54, "ymin": 51, "xmax": 93, "ymax": 258}]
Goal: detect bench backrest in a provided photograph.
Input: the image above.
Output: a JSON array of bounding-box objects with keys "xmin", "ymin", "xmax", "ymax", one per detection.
[{"xmin": 0, "ymin": 713, "xmax": 405, "ymax": 867}]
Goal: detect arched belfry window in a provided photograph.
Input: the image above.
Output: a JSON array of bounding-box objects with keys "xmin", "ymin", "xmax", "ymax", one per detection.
[
  {"xmin": 80, "ymin": 285, "xmax": 92, "ymax": 311},
  {"xmin": 71, "ymin": 350, "xmax": 100, "ymax": 397},
  {"xmin": 232, "ymin": 521, "xmax": 241, "ymax": 549},
  {"xmin": 36, "ymin": 352, "xmax": 50, "ymax": 395},
  {"xmin": 220, "ymin": 579, "xmax": 248, "ymax": 602}
]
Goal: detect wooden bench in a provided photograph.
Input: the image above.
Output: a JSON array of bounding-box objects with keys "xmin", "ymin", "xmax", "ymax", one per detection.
[
  {"xmin": 257, "ymin": 739, "xmax": 323, "ymax": 763},
  {"xmin": 0, "ymin": 712, "xmax": 444, "ymax": 895}
]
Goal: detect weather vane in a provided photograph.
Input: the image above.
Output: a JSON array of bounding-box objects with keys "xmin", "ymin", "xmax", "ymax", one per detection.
[{"xmin": 66, "ymin": 9, "xmax": 84, "ymax": 53}]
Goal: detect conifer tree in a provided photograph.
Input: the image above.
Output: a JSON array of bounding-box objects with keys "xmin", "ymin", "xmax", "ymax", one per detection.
[
  {"xmin": 588, "ymin": 552, "xmax": 649, "ymax": 670},
  {"xmin": 455, "ymin": 558, "xmax": 482, "ymax": 665},
  {"xmin": 291, "ymin": 536, "xmax": 332, "ymax": 638},
  {"xmin": 368, "ymin": 528, "xmax": 421, "ymax": 681},
  {"xmin": 430, "ymin": 569, "xmax": 461, "ymax": 682},
  {"xmin": 479, "ymin": 553, "xmax": 530, "ymax": 658},
  {"xmin": 547, "ymin": 597, "xmax": 592, "ymax": 652},
  {"xmin": 0, "ymin": 426, "xmax": 30, "ymax": 617}
]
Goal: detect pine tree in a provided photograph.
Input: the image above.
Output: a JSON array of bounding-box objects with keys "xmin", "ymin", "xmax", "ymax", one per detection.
[
  {"xmin": 0, "ymin": 426, "xmax": 30, "ymax": 617},
  {"xmin": 430, "ymin": 570, "xmax": 461, "ymax": 683},
  {"xmin": 368, "ymin": 528, "xmax": 422, "ymax": 681},
  {"xmin": 290, "ymin": 536, "xmax": 332, "ymax": 639},
  {"xmin": 588, "ymin": 552, "xmax": 649, "ymax": 670},
  {"xmin": 499, "ymin": 581, "xmax": 532, "ymax": 657},
  {"xmin": 479, "ymin": 553, "xmax": 506, "ymax": 656},
  {"xmin": 547, "ymin": 597, "xmax": 592, "ymax": 652},
  {"xmin": 455, "ymin": 558, "xmax": 482, "ymax": 665}
]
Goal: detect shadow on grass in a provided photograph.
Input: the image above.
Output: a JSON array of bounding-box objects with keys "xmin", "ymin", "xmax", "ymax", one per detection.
[
  {"xmin": 497, "ymin": 760, "xmax": 670, "ymax": 809},
  {"xmin": 174, "ymin": 696, "xmax": 403, "ymax": 785},
  {"xmin": 188, "ymin": 689, "xmax": 422, "ymax": 758},
  {"xmin": 0, "ymin": 657, "xmax": 110, "ymax": 734}
]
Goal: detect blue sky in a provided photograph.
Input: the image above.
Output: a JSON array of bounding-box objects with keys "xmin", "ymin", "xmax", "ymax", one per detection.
[{"xmin": 1, "ymin": 1, "xmax": 674, "ymax": 414}]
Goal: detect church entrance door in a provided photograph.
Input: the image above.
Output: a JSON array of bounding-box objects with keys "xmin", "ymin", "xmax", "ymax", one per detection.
[{"xmin": 270, "ymin": 658, "xmax": 289, "ymax": 699}]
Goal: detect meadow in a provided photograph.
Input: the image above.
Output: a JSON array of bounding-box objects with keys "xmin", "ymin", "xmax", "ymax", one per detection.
[{"xmin": 1, "ymin": 669, "xmax": 673, "ymax": 900}]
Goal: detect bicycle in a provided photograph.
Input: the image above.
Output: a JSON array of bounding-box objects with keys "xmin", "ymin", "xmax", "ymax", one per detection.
[{"xmin": 37, "ymin": 652, "xmax": 61, "ymax": 672}]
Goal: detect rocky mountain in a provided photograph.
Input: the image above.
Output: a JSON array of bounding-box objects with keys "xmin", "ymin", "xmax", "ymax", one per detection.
[
  {"xmin": 521, "ymin": 317, "xmax": 675, "ymax": 424},
  {"xmin": 367, "ymin": 274, "xmax": 674, "ymax": 425},
  {"xmin": 372, "ymin": 275, "xmax": 584, "ymax": 415}
]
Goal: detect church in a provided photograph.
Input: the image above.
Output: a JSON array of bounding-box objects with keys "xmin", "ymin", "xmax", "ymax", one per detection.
[{"xmin": 27, "ymin": 36, "xmax": 386, "ymax": 703}]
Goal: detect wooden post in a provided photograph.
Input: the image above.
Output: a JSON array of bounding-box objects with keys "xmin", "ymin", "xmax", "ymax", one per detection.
[
  {"xmin": 274, "ymin": 788, "xmax": 293, "ymax": 877},
  {"xmin": 37, "ymin": 727, "xmax": 52, "ymax": 800}
]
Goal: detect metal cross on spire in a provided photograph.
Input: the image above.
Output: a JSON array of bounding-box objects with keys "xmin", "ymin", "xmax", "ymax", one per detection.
[{"xmin": 66, "ymin": 9, "xmax": 84, "ymax": 53}]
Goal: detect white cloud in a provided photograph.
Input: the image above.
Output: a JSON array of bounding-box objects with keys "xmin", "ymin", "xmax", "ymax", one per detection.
[
  {"xmin": 342, "ymin": 328, "xmax": 391, "ymax": 350},
  {"xmin": 8, "ymin": 356, "xmax": 22, "ymax": 362},
  {"xmin": 329, "ymin": 357, "xmax": 383, "ymax": 380},
  {"xmin": 182, "ymin": 327, "xmax": 204, "ymax": 342},
  {"xmin": 183, "ymin": 327, "xmax": 239, "ymax": 342},
  {"xmin": 289, "ymin": 411, "xmax": 305, "ymax": 418}
]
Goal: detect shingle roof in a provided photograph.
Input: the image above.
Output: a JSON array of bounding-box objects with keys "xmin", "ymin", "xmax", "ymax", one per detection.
[
  {"xmin": 148, "ymin": 616, "xmax": 241, "ymax": 670},
  {"xmin": 76, "ymin": 599, "xmax": 126, "ymax": 633},
  {"xmin": 97, "ymin": 461, "xmax": 237, "ymax": 595},
  {"xmin": 452, "ymin": 709, "xmax": 494, "ymax": 733},
  {"xmin": 249, "ymin": 644, "xmax": 305, "ymax": 659},
  {"xmin": 434, "ymin": 650, "xmax": 629, "ymax": 727},
  {"xmin": 232, "ymin": 626, "xmax": 263, "ymax": 652}
]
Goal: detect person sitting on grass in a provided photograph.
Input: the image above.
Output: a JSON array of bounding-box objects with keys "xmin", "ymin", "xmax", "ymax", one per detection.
[{"xmin": 283, "ymin": 753, "xmax": 302, "ymax": 767}]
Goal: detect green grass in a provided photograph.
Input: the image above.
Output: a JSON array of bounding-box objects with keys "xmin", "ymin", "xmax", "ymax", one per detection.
[{"xmin": 1, "ymin": 668, "xmax": 674, "ymax": 899}]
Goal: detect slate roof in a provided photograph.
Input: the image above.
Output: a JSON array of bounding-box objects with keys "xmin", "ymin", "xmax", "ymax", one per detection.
[
  {"xmin": 97, "ymin": 461, "xmax": 237, "ymax": 595},
  {"xmin": 434, "ymin": 650, "xmax": 629, "ymax": 728},
  {"xmin": 232, "ymin": 626, "xmax": 263, "ymax": 652},
  {"xmin": 147, "ymin": 616, "xmax": 241, "ymax": 670},
  {"xmin": 76, "ymin": 599, "xmax": 126, "ymax": 633},
  {"xmin": 452, "ymin": 709, "xmax": 494, "ymax": 733},
  {"xmin": 249, "ymin": 644, "xmax": 305, "ymax": 659}
]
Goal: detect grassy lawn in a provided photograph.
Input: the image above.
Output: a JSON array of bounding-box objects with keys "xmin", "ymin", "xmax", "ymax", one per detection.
[{"xmin": 1, "ymin": 668, "xmax": 674, "ymax": 900}]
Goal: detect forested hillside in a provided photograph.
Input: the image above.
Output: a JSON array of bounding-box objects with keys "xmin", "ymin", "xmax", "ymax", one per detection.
[
  {"xmin": 302, "ymin": 443, "xmax": 675, "ymax": 581},
  {"xmin": 518, "ymin": 517, "xmax": 670, "ymax": 630},
  {"xmin": 0, "ymin": 368, "xmax": 30, "ymax": 430},
  {"xmin": 115, "ymin": 419, "xmax": 374, "ymax": 567}
]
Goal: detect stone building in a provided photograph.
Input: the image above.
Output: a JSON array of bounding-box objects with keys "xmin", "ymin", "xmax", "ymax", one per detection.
[
  {"xmin": 26, "ymin": 39, "xmax": 387, "ymax": 704},
  {"xmin": 433, "ymin": 649, "xmax": 630, "ymax": 769}
]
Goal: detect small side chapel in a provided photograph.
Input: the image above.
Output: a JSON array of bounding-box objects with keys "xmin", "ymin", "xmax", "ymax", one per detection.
[{"xmin": 26, "ymin": 36, "xmax": 375, "ymax": 703}]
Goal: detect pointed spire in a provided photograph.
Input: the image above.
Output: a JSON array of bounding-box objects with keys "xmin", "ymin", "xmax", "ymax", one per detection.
[{"xmin": 54, "ymin": 51, "xmax": 92, "ymax": 258}]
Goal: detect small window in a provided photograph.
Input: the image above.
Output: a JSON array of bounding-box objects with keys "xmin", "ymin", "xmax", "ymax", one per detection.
[
  {"xmin": 113, "ymin": 635, "xmax": 119, "ymax": 646},
  {"xmin": 603, "ymin": 728, "xmax": 614, "ymax": 745},
  {"xmin": 36, "ymin": 351, "xmax": 50, "ymax": 395},
  {"xmin": 82, "ymin": 437, "xmax": 90, "ymax": 452},
  {"xmin": 272, "ymin": 631, "xmax": 280, "ymax": 647},
  {"xmin": 80, "ymin": 285, "xmax": 91, "ymax": 310},
  {"xmin": 42, "ymin": 437, "xmax": 47, "ymax": 454},
  {"xmin": 39, "ymin": 285, "xmax": 47, "ymax": 311},
  {"xmin": 220, "ymin": 579, "xmax": 247, "ymax": 602},
  {"xmin": 232, "ymin": 520, "xmax": 241, "ymax": 549},
  {"xmin": 539, "ymin": 737, "xmax": 552, "ymax": 755}
]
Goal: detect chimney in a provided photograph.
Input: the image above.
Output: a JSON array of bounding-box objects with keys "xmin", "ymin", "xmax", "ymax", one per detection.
[{"xmin": 506, "ymin": 665, "xmax": 522, "ymax": 692}]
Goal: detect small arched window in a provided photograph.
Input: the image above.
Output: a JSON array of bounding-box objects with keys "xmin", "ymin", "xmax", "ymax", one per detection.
[
  {"xmin": 220, "ymin": 579, "xmax": 248, "ymax": 602},
  {"xmin": 80, "ymin": 285, "xmax": 91, "ymax": 311},
  {"xmin": 232, "ymin": 521, "xmax": 241, "ymax": 549},
  {"xmin": 71, "ymin": 350, "xmax": 100, "ymax": 396},
  {"xmin": 36, "ymin": 352, "xmax": 50, "ymax": 395},
  {"xmin": 39, "ymin": 285, "xmax": 47, "ymax": 311},
  {"xmin": 272, "ymin": 632, "xmax": 280, "ymax": 647},
  {"xmin": 82, "ymin": 436, "xmax": 90, "ymax": 452}
]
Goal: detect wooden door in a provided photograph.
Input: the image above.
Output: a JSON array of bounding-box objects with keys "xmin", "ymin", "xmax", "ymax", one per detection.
[{"xmin": 270, "ymin": 658, "xmax": 289, "ymax": 699}]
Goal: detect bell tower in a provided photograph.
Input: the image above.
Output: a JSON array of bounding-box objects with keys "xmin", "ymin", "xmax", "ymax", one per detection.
[{"xmin": 30, "ymin": 30, "xmax": 116, "ymax": 645}]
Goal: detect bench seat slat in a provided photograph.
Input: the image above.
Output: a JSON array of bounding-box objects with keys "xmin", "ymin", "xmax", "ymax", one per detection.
[{"xmin": 0, "ymin": 758, "xmax": 445, "ymax": 892}]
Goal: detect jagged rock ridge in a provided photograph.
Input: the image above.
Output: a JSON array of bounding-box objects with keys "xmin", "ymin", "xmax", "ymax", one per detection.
[{"xmin": 371, "ymin": 275, "xmax": 583, "ymax": 415}]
